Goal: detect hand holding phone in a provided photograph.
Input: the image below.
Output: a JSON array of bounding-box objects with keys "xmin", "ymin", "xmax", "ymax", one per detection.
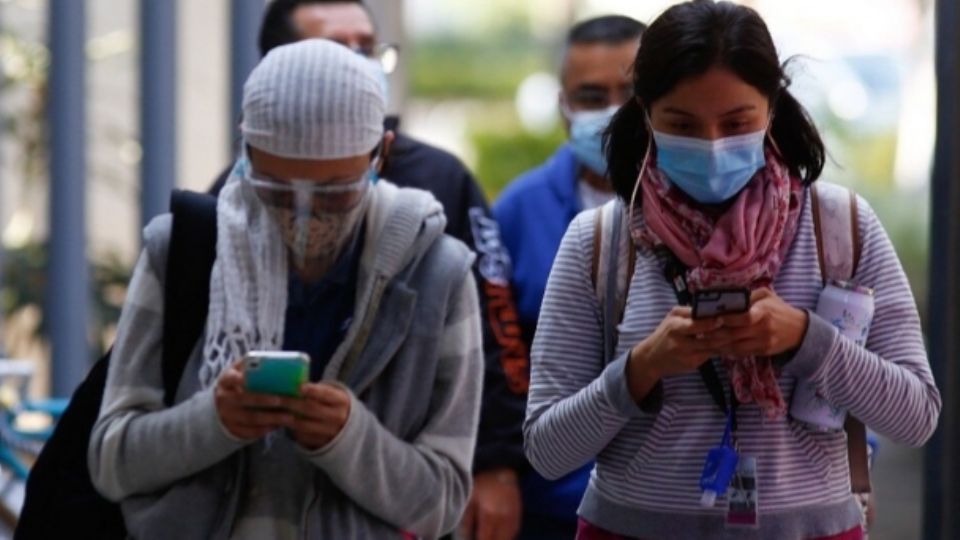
[
  {"xmin": 215, "ymin": 360, "xmax": 296, "ymax": 441},
  {"xmin": 710, "ymin": 287, "xmax": 809, "ymax": 357},
  {"xmin": 692, "ymin": 288, "xmax": 750, "ymax": 319},
  {"xmin": 285, "ymin": 383, "xmax": 352, "ymax": 450},
  {"xmin": 243, "ymin": 351, "xmax": 310, "ymax": 397}
]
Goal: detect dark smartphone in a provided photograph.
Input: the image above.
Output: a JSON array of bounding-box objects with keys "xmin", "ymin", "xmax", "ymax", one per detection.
[{"xmin": 692, "ymin": 288, "xmax": 750, "ymax": 319}]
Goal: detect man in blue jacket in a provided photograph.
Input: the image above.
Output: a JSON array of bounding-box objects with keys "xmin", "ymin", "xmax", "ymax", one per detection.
[{"xmin": 492, "ymin": 15, "xmax": 645, "ymax": 539}]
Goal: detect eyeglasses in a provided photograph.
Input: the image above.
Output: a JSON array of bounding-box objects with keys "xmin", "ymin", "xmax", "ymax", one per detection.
[
  {"xmin": 565, "ymin": 84, "xmax": 634, "ymax": 112},
  {"xmin": 242, "ymin": 170, "xmax": 371, "ymax": 214},
  {"xmin": 354, "ymin": 43, "xmax": 400, "ymax": 74}
]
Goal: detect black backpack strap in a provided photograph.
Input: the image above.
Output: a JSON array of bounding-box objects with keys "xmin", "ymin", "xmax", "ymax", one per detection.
[{"xmin": 162, "ymin": 190, "xmax": 218, "ymax": 406}]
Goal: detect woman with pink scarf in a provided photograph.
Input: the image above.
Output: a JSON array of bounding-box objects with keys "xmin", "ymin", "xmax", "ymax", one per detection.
[{"xmin": 522, "ymin": 2, "xmax": 940, "ymax": 539}]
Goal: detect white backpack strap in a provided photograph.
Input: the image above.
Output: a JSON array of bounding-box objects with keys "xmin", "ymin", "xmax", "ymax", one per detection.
[{"xmin": 811, "ymin": 182, "xmax": 861, "ymax": 283}]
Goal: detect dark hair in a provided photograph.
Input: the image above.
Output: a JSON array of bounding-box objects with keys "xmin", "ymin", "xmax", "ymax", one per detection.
[
  {"xmin": 604, "ymin": 0, "xmax": 825, "ymax": 201},
  {"xmin": 560, "ymin": 15, "xmax": 645, "ymax": 80},
  {"xmin": 259, "ymin": 0, "xmax": 371, "ymax": 58},
  {"xmin": 567, "ymin": 15, "xmax": 646, "ymax": 46}
]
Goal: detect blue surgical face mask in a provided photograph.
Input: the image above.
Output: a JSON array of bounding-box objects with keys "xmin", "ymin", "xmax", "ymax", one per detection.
[
  {"xmin": 652, "ymin": 128, "xmax": 767, "ymax": 204},
  {"xmin": 565, "ymin": 106, "xmax": 618, "ymax": 176}
]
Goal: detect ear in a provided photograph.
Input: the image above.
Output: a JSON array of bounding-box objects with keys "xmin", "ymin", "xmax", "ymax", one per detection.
[{"xmin": 377, "ymin": 130, "xmax": 396, "ymax": 173}]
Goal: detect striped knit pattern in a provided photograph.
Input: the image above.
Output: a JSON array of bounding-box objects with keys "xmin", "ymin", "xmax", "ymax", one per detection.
[
  {"xmin": 524, "ymin": 188, "xmax": 940, "ymax": 537},
  {"xmin": 241, "ymin": 39, "xmax": 385, "ymax": 159}
]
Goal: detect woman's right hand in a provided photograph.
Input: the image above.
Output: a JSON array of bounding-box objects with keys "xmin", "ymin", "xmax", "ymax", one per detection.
[
  {"xmin": 625, "ymin": 306, "xmax": 729, "ymax": 402},
  {"xmin": 215, "ymin": 360, "xmax": 297, "ymax": 440}
]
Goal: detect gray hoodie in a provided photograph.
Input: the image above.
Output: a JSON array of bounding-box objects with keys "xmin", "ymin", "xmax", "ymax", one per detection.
[{"xmin": 89, "ymin": 181, "xmax": 483, "ymax": 539}]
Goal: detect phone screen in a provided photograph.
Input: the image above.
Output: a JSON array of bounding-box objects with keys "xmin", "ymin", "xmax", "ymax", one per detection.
[{"xmin": 692, "ymin": 289, "xmax": 750, "ymax": 319}]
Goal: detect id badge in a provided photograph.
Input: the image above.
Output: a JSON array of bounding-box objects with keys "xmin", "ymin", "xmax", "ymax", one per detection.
[{"xmin": 726, "ymin": 455, "xmax": 759, "ymax": 529}]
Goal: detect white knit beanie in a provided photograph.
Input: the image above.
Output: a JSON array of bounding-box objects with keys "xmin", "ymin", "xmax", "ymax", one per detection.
[{"xmin": 240, "ymin": 38, "xmax": 386, "ymax": 159}]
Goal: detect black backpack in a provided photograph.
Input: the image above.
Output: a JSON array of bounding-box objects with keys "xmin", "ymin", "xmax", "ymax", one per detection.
[{"xmin": 16, "ymin": 190, "xmax": 218, "ymax": 539}]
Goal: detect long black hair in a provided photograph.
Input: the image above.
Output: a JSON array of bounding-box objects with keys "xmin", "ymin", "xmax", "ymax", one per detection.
[{"xmin": 604, "ymin": 0, "xmax": 825, "ymax": 201}]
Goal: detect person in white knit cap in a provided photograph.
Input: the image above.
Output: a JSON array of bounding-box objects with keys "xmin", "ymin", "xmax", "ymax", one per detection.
[{"xmin": 88, "ymin": 38, "xmax": 484, "ymax": 539}]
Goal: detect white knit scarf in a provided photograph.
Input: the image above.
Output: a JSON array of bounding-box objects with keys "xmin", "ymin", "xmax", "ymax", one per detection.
[{"xmin": 200, "ymin": 156, "xmax": 289, "ymax": 388}]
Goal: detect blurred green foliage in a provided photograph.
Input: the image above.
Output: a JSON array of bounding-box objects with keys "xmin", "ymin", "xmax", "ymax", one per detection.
[
  {"xmin": 409, "ymin": 15, "xmax": 557, "ymax": 101},
  {"xmin": 827, "ymin": 124, "xmax": 899, "ymax": 192},
  {"xmin": 472, "ymin": 124, "xmax": 566, "ymax": 201},
  {"xmin": 410, "ymin": 19, "xmax": 569, "ymax": 200},
  {"xmin": 411, "ymin": 38, "xmax": 548, "ymax": 100},
  {"xmin": 856, "ymin": 187, "xmax": 930, "ymax": 320}
]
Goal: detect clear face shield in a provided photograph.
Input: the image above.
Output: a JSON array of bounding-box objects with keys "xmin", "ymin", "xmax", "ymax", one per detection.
[{"xmin": 239, "ymin": 146, "xmax": 380, "ymax": 268}]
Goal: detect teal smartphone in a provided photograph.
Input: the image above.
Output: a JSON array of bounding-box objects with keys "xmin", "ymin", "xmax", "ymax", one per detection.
[{"xmin": 242, "ymin": 351, "xmax": 310, "ymax": 397}]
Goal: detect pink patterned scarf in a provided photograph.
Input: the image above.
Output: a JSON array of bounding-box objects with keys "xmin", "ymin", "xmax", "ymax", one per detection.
[{"xmin": 631, "ymin": 152, "xmax": 804, "ymax": 418}]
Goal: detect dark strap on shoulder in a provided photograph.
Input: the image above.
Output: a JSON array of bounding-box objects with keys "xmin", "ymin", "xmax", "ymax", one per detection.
[
  {"xmin": 846, "ymin": 416, "xmax": 871, "ymax": 493},
  {"xmin": 162, "ymin": 190, "xmax": 218, "ymax": 406}
]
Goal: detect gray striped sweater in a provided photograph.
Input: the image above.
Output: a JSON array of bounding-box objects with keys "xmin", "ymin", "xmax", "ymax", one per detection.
[{"xmin": 524, "ymin": 187, "xmax": 940, "ymax": 539}]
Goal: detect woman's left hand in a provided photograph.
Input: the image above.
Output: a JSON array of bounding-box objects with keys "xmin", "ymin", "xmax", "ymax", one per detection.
[
  {"xmin": 285, "ymin": 383, "xmax": 352, "ymax": 451},
  {"xmin": 714, "ymin": 288, "xmax": 808, "ymax": 357}
]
